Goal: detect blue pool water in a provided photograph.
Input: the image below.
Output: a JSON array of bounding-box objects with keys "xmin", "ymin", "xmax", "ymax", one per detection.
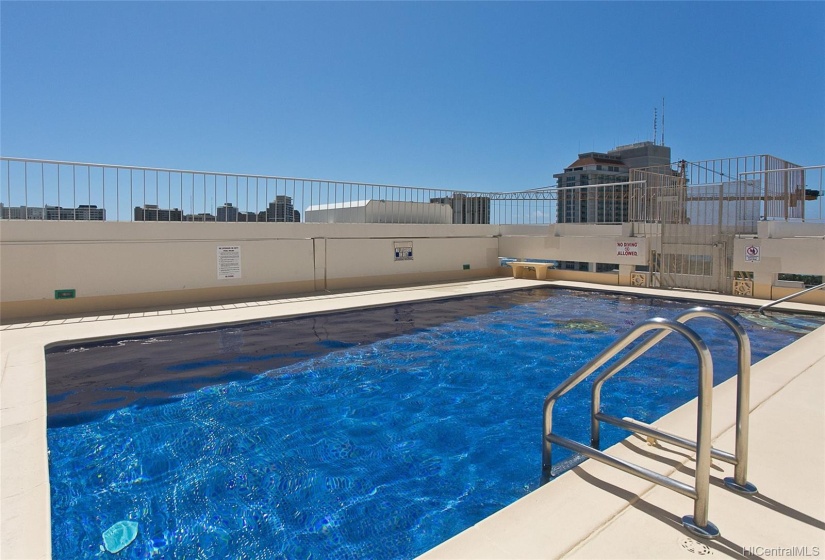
[{"xmin": 46, "ymin": 289, "xmax": 820, "ymax": 559}]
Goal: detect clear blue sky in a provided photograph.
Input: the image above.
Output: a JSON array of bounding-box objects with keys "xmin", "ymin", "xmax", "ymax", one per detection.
[{"xmin": 2, "ymin": 1, "xmax": 823, "ymax": 191}]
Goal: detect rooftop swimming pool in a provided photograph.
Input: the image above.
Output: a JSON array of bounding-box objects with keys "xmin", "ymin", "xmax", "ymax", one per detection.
[{"xmin": 45, "ymin": 288, "xmax": 823, "ymax": 559}]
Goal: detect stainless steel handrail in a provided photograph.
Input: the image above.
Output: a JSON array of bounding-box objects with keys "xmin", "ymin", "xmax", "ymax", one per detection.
[
  {"xmin": 759, "ymin": 282, "xmax": 825, "ymax": 316},
  {"xmin": 542, "ymin": 317, "xmax": 719, "ymax": 538},
  {"xmin": 590, "ymin": 307, "xmax": 756, "ymax": 494}
]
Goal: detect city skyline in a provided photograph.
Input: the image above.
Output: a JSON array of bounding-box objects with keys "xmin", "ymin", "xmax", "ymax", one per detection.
[{"xmin": 1, "ymin": 2, "xmax": 822, "ymax": 195}]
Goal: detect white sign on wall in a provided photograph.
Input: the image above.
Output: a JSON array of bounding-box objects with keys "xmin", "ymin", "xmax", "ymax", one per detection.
[
  {"xmin": 744, "ymin": 245, "xmax": 761, "ymax": 262},
  {"xmin": 616, "ymin": 241, "xmax": 640, "ymax": 257},
  {"xmin": 217, "ymin": 246, "xmax": 242, "ymax": 279},
  {"xmin": 394, "ymin": 241, "xmax": 413, "ymax": 261}
]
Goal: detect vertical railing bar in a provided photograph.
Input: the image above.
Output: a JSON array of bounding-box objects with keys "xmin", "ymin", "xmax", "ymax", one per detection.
[
  {"xmin": 57, "ymin": 164, "xmax": 62, "ymax": 221},
  {"xmin": 100, "ymin": 166, "xmax": 105, "ymax": 221},
  {"xmin": 5, "ymin": 160, "xmax": 11, "ymax": 216},
  {"xmin": 83, "ymin": 165, "xmax": 88, "ymax": 220},
  {"xmin": 190, "ymin": 173, "xmax": 194, "ymax": 222},
  {"xmin": 71, "ymin": 165, "xmax": 77, "ymax": 221},
  {"xmin": 23, "ymin": 162, "xmax": 28, "ymax": 220},
  {"xmin": 41, "ymin": 163, "xmax": 46, "ymax": 220},
  {"xmin": 116, "ymin": 167, "xmax": 120, "ymax": 222},
  {"xmin": 165, "ymin": 172, "xmax": 170, "ymax": 221},
  {"xmin": 178, "ymin": 173, "xmax": 182, "ymax": 222}
]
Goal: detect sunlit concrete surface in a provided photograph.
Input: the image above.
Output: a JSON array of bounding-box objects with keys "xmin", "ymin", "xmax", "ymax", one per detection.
[{"xmin": 2, "ymin": 278, "xmax": 823, "ymax": 559}]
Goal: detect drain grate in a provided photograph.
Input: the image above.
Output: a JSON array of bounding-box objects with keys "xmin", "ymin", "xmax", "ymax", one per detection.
[{"xmin": 680, "ymin": 537, "xmax": 714, "ymax": 555}]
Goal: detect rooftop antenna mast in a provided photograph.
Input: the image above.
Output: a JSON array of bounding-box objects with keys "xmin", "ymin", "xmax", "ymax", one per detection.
[
  {"xmin": 653, "ymin": 107, "xmax": 658, "ymax": 145},
  {"xmin": 662, "ymin": 97, "xmax": 666, "ymax": 146}
]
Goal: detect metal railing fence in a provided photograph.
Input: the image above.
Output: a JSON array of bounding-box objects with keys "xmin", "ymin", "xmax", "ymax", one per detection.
[
  {"xmin": 630, "ymin": 155, "xmax": 824, "ymax": 228},
  {"xmin": 738, "ymin": 165, "xmax": 825, "ymax": 223},
  {"xmin": 2, "ymin": 156, "xmax": 821, "ymax": 226},
  {"xmin": 0, "ymin": 157, "xmax": 561, "ymax": 226}
]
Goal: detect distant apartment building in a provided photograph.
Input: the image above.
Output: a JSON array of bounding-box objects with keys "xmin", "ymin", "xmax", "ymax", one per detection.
[
  {"xmin": 1, "ymin": 204, "xmax": 46, "ymax": 220},
  {"xmin": 134, "ymin": 205, "xmax": 183, "ymax": 222},
  {"xmin": 553, "ymin": 141, "xmax": 671, "ymax": 224},
  {"xmin": 217, "ymin": 203, "xmax": 258, "ymax": 222},
  {"xmin": 184, "ymin": 213, "xmax": 216, "ymax": 222},
  {"xmin": 553, "ymin": 141, "xmax": 671, "ymax": 272},
  {"xmin": 1, "ymin": 203, "xmax": 105, "ymax": 221},
  {"xmin": 72, "ymin": 205, "xmax": 106, "ymax": 221},
  {"xmin": 266, "ymin": 195, "xmax": 300, "ymax": 222},
  {"xmin": 216, "ymin": 203, "xmax": 239, "ymax": 222},
  {"xmin": 429, "ymin": 194, "xmax": 491, "ymax": 224}
]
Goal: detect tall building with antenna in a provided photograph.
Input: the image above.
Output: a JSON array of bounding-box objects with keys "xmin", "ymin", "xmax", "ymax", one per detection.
[
  {"xmin": 552, "ymin": 141, "xmax": 671, "ymax": 271},
  {"xmin": 553, "ymin": 141, "xmax": 672, "ymax": 224}
]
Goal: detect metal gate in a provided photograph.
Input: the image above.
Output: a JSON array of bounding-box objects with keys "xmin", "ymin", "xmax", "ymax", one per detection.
[{"xmin": 631, "ymin": 155, "xmax": 801, "ymax": 294}]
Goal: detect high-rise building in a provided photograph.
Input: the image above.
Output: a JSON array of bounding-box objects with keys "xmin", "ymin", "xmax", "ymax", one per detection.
[
  {"xmin": 217, "ymin": 203, "xmax": 259, "ymax": 222},
  {"xmin": 429, "ymin": 194, "xmax": 491, "ymax": 224},
  {"xmin": 134, "ymin": 204, "xmax": 183, "ymax": 222},
  {"xmin": 267, "ymin": 195, "xmax": 297, "ymax": 222},
  {"xmin": 553, "ymin": 141, "xmax": 671, "ymax": 272},
  {"xmin": 553, "ymin": 141, "xmax": 671, "ymax": 224},
  {"xmin": 217, "ymin": 203, "xmax": 239, "ymax": 222}
]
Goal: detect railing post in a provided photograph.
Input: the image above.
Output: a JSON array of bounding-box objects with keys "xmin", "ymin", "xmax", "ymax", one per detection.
[{"xmin": 682, "ymin": 347, "xmax": 717, "ymax": 536}]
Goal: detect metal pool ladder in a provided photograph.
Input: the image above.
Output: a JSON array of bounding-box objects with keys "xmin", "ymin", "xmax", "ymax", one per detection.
[{"xmin": 542, "ymin": 307, "xmax": 758, "ymax": 540}]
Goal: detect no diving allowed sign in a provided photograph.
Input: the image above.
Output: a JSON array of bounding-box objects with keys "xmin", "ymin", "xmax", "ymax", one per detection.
[{"xmin": 616, "ymin": 241, "xmax": 639, "ymax": 257}]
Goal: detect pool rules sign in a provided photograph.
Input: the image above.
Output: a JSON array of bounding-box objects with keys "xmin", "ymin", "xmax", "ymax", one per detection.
[{"xmin": 217, "ymin": 246, "xmax": 242, "ymax": 279}]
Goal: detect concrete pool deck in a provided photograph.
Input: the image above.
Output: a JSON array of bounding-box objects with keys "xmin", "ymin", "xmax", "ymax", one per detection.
[{"xmin": 2, "ymin": 278, "xmax": 823, "ymax": 559}]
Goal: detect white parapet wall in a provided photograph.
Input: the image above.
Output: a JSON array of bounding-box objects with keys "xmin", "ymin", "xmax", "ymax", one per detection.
[
  {"xmin": 2, "ymin": 220, "xmax": 824, "ymax": 322},
  {"xmin": 0, "ymin": 221, "xmax": 501, "ymax": 322},
  {"xmin": 498, "ymin": 224, "xmax": 648, "ymax": 266},
  {"xmin": 734, "ymin": 221, "xmax": 825, "ymax": 302}
]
